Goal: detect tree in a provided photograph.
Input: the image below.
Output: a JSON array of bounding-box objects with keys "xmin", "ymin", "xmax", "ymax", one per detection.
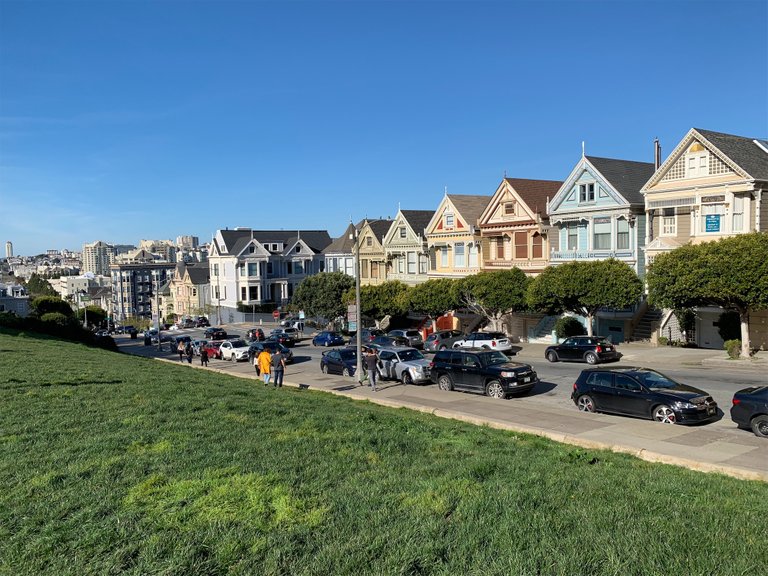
[
  {"xmin": 76, "ymin": 305, "xmax": 107, "ymax": 328},
  {"xmin": 407, "ymin": 279, "xmax": 460, "ymax": 330},
  {"xmin": 453, "ymin": 270, "xmax": 529, "ymax": 332},
  {"xmin": 527, "ymin": 260, "xmax": 642, "ymax": 336},
  {"xmin": 23, "ymin": 273, "xmax": 57, "ymax": 298},
  {"xmin": 343, "ymin": 281, "xmax": 410, "ymax": 324},
  {"xmin": 291, "ymin": 272, "xmax": 355, "ymax": 322},
  {"xmin": 647, "ymin": 233, "xmax": 768, "ymax": 358},
  {"xmin": 30, "ymin": 296, "xmax": 74, "ymax": 318}
]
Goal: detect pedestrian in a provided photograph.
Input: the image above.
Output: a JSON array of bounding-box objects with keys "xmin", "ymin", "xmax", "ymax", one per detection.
[
  {"xmin": 271, "ymin": 347, "xmax": 286, "ymax": 387},
  {"xmin": 257, "ymin": 348, "xmax": 272, "ymax": 386},
  {"xmin": 364, "ymin": 347, "xmax": 378, "ymax": 391},
  {"xmin": 200, "ymin": 348, "xmax": 209, "ymax": 367},
  {"xmin": 185, "ymin": 342, "xmax": 193, "ymax": 364},
  {"xmin": 177, "ymin": 340, "xmax": 185, "ymax": 362}
]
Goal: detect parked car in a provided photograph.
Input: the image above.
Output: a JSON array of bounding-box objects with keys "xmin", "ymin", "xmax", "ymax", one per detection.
[
  {"xmin": 452, "ymin": 332, "xmax": 513, "ymax": 353},
  {"xmin": 219, "ymin": 339, "xmax": 251, "ymax": 362},
  {"xmin": 94, "ymin": 329, "xmax": 109, "ymax": 337},
  {"xmin": 387, "ymin": 329, "xmax": 424, "ymax": 349},
  {"xmin": 124, "ymin": 326, "xmax": 138, "ymax": 337},
  {"xmin": 545, "ymin": 336, "xmax": 621, "ymax": 365},
  {"xmin": 348, "ymin": 328, "xmax": 385, "ymax": 344},
  {"xmin": 429, "ymin": 349, "xmax": 538, "ymax": 399},
  {"xmin": 312, "ymin": 331, "xmax": 346, "ymax": 347},
  {"xmin": 196, "ymin": 317, "xmax": 210, "ymax": 328},
  {"xmin": 376, "ymin": 346, "xmax": 431, "ymax": 385},
  {"xmin": 174, "ymin": 335, "xmax": 192, "ymax": 345},
  {"xmin": 266, "ymin": 332, "xmax": 295, "ymax": 347},
  {"xmin": 191, "ymin": 339, "xmax": 208, "ymax": 356},
  {"xmin": 424, "ymin": 329, "xmax": 465, "ymax": 352},
  {"xmin": 246, "ymin": 327, "xmax": 265, "ymax": 341},
  {"xmin": 202, "ymin": 340, "xmax": 225, "ymax": 360},
  {"xmin": 369, "ymin": 335, "xmax": 409, "ymax": 348},
  {"xmin": 180, "ymin": 318, "xmax": 197, "ymax": 328},
  {"xmin": 247, "ymin": 341, "xmax": 294, "ymax": 364},
  {"xmin": 320, "ymin": 347, "xmax": 358, "ymax": 376},
  {"xmin": 730, "ymin": 386, "xmax": 768, "ymax": 438},
  {"xmin": 571, "ymin": 367, "xmax": 718, "ymax": 424},
  {"xmin": 281, "ymin": 327, "xmax": 301, "ymax": 342},
  {"xmin": 204, "ymin": 327, "xmax": 226, "ymax": 338}
]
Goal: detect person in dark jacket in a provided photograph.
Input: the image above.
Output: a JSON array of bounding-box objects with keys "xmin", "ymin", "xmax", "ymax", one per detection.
[{"xmin": 200, "ymin": 348, "xmax": 209, "ymax": 367}]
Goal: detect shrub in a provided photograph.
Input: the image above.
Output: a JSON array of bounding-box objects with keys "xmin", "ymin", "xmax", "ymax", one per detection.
[
  {"xmin": 40, "ymin": 312, "xmax": 75, "ymax": 328},
  {"xmin": 657, "ymin": 336, "xmax": 669, "ymax": 346},
  {"xmin": 724, "ymin": 339, "xmax": 741, "ymax": 359},
  {"xmin": 555, "ymin": 316, "xmax": 585, "ymax": 339},
  {"xmin": 717, "ymin": 311, "xmax": 740, "ymax": 342}
]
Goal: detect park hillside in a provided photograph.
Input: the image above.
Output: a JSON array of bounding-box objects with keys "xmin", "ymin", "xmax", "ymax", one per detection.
[{"xmin": 1, "ymin": 328, "xmax": 767, "ymax": 575}]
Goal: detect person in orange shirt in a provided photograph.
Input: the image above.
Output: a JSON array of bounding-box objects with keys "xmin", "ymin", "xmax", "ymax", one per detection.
[{"xmin": 257, "ymin": 348, "xmax": 272, "ymax": 386}]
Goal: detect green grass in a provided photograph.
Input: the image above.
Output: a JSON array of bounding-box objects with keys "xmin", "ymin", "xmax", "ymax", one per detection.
[{"xmin": 1, "ymin": 329, "xmax": 766, "ymax": 575}]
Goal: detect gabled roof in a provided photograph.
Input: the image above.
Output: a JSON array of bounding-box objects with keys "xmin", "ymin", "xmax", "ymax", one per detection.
[
  {"xmin": 399, "ymin": 210, "xmax": 434, "ymax": 237},
  {"xmin": 217, "ymin": 229, "xmax": 332, "ymax": 255},
  {"xmin": 367, "ymin": 219, "xmax": 395, "ymax": 241},
  {"xmin": 323, "ymin": 222, "xmax": 358, "ymax": 255},
  {"xmin": 446, "ymin": 194, "xmax": 490, "ymax": 225},
  {"xmin": 694, "ymin": 128, "xmax": 768, "ymax": 180},
  {"xmin": 504, "ymin": 178, "xmax": 563, "ymax": 216},
  {"xmin": 185, "ymin": 264, "xmax": 210, "ymax": 285},
  {"xmin": 584, "ymin": 157, "xmax": 655, "ymax": 205}
]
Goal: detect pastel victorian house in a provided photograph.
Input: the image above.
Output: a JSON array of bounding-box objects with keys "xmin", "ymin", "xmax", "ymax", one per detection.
[
  {"xmin": 478, "ymin": 178, "xmax": 562, "ymax": 276},
  {"xmin": 383, "ymin": 210, "xmax": 434, "ymax": 286},
  {"xmin": 642, "ymin": 128, "xmax": 768, "ymax": 349},
  {"xmin": 426, "ymin": 195, "xmax": 490, "ymax": 279},
  {"xmin": 322, "ymin": 222, "xmax": 358, "ymax": 278},
  {"xmin": 357, "ymin": 219, "xmax": 394, "ymax": 286},
  {"xmin": 547, "ymin": 155, "xmax": 655, "ymax": 276},
  {"xmin": 168, "ymin": 262, "xmax": 211, "ymax": 320}
]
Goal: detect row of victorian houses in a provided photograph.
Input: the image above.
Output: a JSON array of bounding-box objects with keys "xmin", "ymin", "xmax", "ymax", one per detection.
[{"xmin": 115, "ymin": 127, "xmax": 767, "ymax": 350}]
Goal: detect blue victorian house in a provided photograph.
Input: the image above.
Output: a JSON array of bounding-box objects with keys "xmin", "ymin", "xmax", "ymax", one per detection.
[{"xmin": 545, "ymin": 152, "xmax": 656, "ymax": 341}]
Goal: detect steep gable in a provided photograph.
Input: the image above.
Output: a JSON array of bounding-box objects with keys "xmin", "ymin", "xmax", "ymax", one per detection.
[
  {"xmin": 481, "ymin": 178, "xmax": 561, "ymax": 225},
  {"xmin": 428, "ymin": 194, "xmax": 489, "ymax": 234}
]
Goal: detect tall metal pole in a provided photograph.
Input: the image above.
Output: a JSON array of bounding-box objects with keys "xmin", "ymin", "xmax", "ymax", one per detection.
[{"xmin": 354, "ymin": 226, "xmax": 363, "ymax": 385}]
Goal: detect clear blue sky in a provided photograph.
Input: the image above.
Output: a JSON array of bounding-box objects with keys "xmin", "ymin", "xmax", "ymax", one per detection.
[{"xmin": 1, "ymin": 0, "xmax": 766, "ymax": 256}]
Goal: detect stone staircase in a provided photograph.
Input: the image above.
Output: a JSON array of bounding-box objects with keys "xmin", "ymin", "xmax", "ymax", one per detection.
[
  {"xmin": 632, "ymin": 307, "xmax": 663, "ymax": 341},
  {"xmin": 527, "ymin": 315, "xmax": 559, "ymax": 343}
]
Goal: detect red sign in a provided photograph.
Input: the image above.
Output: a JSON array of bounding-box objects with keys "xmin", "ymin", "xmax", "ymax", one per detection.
[{"xmin": 272, "ymin": 310, "xmax": 280, "ymax": 318}]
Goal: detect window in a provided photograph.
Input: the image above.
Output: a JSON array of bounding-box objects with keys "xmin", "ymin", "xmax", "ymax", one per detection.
[
  {"xmin": 371, "ymin": 262, "xmax": 379, "ymax": 278},
  {"xmin": 192, "ymin": 288, "xmax": 197, "ymax": 296},
  {"xmin": 593, "ymin": 218, "xmax": 611, "ymax": 250},
  {"xmin": 732, "ymin": 195, "xmax": 744, "ymax": 232},
  {"xmin": 661, "ymin": 208, "xmax": 676, "ymax": 236},
  {"xmin": 444, "ymin": 213, "xmax": 454, "ymax": 228},
  {"xmin": 399, "ymin": 227, "xmax": 406, "ymax": 238},
  {"xmin": 267, "ymin": 262, "xmax": 273, "ymax": 275},
  {"xmin": 532, "ymin": 233, "xmax": 543, "ymax": 258},
  {"xmin": 686, "ymin": 152, "xmax": 708, "ymax": 178},
  {"xmin": 295, "ymin": 261, "xmax": 303, "ymax": 274},
  {"xmin": 407, "ymin": 252, "xmax": 416, "ymax": 274},
  {"xmin": 419, "ymin": 255, "xmax": 428, "ymax": 274},
  {"xmin": 468, "ymin": 244, "xmax": 478, "ymax": 268},
  {"xmin": 454, "ymin": 243, "xmax": 465, "ymax": 267},
  {"xmin": 287, "ymin": 262, "xmax": 293, "ymax": 274},
  {"xmin": 398, "ymin": 255, "xmax": 404, "ymax": 273},
  {"xmin": 241, "ymin": 287, "xmax": 246, "ymax": 300},
  {"xmin": 213, "ymin": 264, "xmax": 219, "ymax": 277},
  {"xmin": 238, "ymin": 264, "xmax": 245, "ymax": 277},
  {"xmin": 504, "ymin": 202, "xmax": 516, "ymax": 215},
  {"xmin": 514, "ymin": 232, "xmax": 527, "ymax": 259},
  {"xmin": 440, "ymin": 247, "xmax": 448, "ymax": 267},
  {"xmin": 567, "ymin": 224, "xmax": 578, "ymax": 251},
  {"xmin": 366, "ymin": 237, "xmax": 373, "ymax": 247},
  {"xmin": 617, "ymin": 218, "xmax": 630, "ymax": 250},
  {"xmin": 496, "ymin": 237, "xmax": 505, "ymax": 259},
  {"xmin": 361, "ymin": 261, "xmax": 369, "ymax": 278},
  {"xmin": 248, "ymin": 263, "xmax": 259, "ymax": 276},
  {"xmin": 295, "ymin": 246, "xmax": 300, "ymax": 253},
  {"xmin": 579, "ymin": 183, "xmax": 595, "ymax": 202}
]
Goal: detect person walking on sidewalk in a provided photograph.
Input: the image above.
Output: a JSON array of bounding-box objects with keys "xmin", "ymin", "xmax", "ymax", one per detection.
[
  {"xmin": 177, "ymin": 340, "xmax": 185, "ymax": 362},
  {"xmin": 257, "ymin": 348, "xmax": 272, "ymax": 386},
  {"xmin": 364, "ymin": 347, "xmax": 379, "ymax": 392},
  {"xmin": 200, "ymin": 348, "xmax": 209, "ymax": 367},
  {"xmin": 271, "ymin": 348, "xmax": 286, "ymax": 387}
]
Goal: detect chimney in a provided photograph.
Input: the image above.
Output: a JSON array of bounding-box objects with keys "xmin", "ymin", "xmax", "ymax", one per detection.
[{"xmin": 654, "ymin": 138, "xmax": 661, "ymax": 169}]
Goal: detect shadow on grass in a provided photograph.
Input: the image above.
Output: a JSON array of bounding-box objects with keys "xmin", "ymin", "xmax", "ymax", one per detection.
[{"xmin": 3, "ymin": 379, "xmax": 125, "ymax": 389}]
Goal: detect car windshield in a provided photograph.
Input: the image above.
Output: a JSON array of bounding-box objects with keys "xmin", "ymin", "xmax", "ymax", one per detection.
[
  {"xmin": 482, "ymin": 351, "xmax": 510, "ymax": 366},
  {"xmin": 398, "ymin": 349, "xmax": 424, "ymax": 362},
  {"xmin": 340, "ymin": 350, "xmax": 357, "ymax": 361},
  {"xmin": 635, "ymin": 370, "xmax": 679, "ymax": 389}
]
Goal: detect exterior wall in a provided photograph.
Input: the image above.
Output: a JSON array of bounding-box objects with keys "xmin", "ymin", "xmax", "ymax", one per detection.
[
  {"xmin": 384, "ymin": 214, "xmax": 430, "ymax": 286},
  {"xmin": 110, "ymin": 263, "xmax": 174, "ymax": 321},
  {"xmin": 324, "ymin": 254, "xmax": 355, "ymax": 277}
]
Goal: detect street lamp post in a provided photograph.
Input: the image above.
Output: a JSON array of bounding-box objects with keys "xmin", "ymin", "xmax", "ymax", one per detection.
[{"xmin": 351, "ymin": 225, "xmax": 363, "ymax": 385}]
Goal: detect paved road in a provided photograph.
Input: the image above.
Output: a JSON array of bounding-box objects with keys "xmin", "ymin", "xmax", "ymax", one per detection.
[{"xmin": 118, "ymin": 327, "xmax": 768, "ymax": 482}]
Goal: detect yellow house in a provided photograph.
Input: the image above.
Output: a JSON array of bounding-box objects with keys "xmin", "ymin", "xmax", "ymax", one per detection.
[
  {"xmin": 357, "ymin": 219, "xmax": 394, "ymax": 286},
  {"xmin": 425, "ymin": 194, "xmax": 490, "ymax": 279}
]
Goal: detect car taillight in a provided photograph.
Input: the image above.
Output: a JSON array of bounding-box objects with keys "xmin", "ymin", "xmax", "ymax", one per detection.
[
  {"xmin": 573, "ymin": 383, "xmax": 578, "ymax": 391},
  {"xmin": 732, "ymin": 398, "xmax": 741, "ymax": 406},
  {"xmin": 429, "ymin": 361, "xmax": 435, "ymax": 368},
  {"xmin": 596, "ymin": 345, "xmax": 603, "ymax": 352},
  {"xmin": 492, "ymin": 341, "xmax": 496, "ymax": 347}
]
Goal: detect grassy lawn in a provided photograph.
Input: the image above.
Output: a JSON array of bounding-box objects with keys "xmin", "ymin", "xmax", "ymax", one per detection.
[{"xmin": 1, "ymin": 329, "xmax": 766, "ymax": 575}]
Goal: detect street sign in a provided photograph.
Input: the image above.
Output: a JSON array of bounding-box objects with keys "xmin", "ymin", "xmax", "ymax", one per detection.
[
  {"xmin": 348, "ymin": 321, "xmax": 357, "ymax": 332},
  {"xmin": 347, "ymin": 304, "xmax": 357, "ymax": 322},
  {"xmin": 272, "ymin": 310, "xmax": 280, "ymax": 319}
]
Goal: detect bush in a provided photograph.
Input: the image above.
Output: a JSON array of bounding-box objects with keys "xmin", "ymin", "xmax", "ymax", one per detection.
[
  {"xmin": 657, "ymin": 336, "xmax": 669, "ymax": 346},
  {"xmin": 717, "ymin": 311, "xmax": 740, "ymax": 342},
  {"xmin": 724, "ymin": 339, "xmax": 741, "ymax": 359},
  {"xmin": 40, "ymin": 312, "xmax": 75, "ymax": 328},
  {"xmin": 555, "ymin": 316, "xmax": 585, "ymax": 339}
]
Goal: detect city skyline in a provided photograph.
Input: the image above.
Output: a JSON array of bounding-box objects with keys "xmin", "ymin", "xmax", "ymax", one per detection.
[{"xmin": 1, "ymin": 0, "xmax": 766, "ymax": 256}]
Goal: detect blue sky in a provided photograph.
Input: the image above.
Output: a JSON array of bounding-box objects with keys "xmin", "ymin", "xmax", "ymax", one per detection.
[{"xmin": 1, "ymin": 0, "xmax": 766, "ymax": 256}]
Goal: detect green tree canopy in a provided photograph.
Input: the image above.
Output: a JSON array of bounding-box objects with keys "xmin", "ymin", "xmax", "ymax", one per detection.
[
  {"xmin": 76, "ymin": 306, "xmax": 107, "ymax": 328},
  {"xmin": 31, "ymin": 296, "xmax": 74, "ymax": 318},
  {"xmin": 23, "ymin": 274, "xmax": 57, "ymax": 298},
  {"xmin": 291, "ymin": 272, "xmax": 355, "ymax": 322},
  {"xmin": 647, "ymin": 233, "xmax": 768, "ymax": 357},
  {"xmin": 453, "ymin": 269, "xmax": 529, "ymax": 331},
  {"xmin": 527, "ymin": 260, "xmax": 642, "ymax": 336}
]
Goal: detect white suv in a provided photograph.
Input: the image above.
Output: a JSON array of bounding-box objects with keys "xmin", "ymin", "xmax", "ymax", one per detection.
[
  {"xmin": 219, "ymin": 339, "xmax": 251, "ymax": 362},
  {"xmin": 452, "ymin": 332, "xmax": 513, "ymax": 353}
]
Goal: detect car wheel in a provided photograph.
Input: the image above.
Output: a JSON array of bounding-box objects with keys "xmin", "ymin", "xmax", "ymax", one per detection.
[
  {"xmin": 750, "ymin": 415, "xmax": 768, "ymax": 438},
  {"xmin": 485, "ymin": 380, "xmax": 505, "ymax": 399},
  {"xmin": 342, "ymin": 367, "xmax": 351, "ymax": 377},
  {"xmin": 652, "ymin": 404, "xmax": 676, "ymax": 424},
  {"xmin": 577, "ymin": 394, "xmax": 596, "ymax": 412},
  {"xmin": 546, "ymin": 350, "xmax": 558, "ymax": 362},
  {"xmin": 230, "ymin": 353, "xmax": 235, "ymax": 362},
  {"xmin": 402, "ymin": 372, "xmax": 413, "ymax": 385},
  {"xmin": 585, "ymin": 352, "xmax": 598, "ymax": 365},
  {"xmin": 321, "ymin": 364, "xmax": 328, "ymax": 374},
  {"xmin": 437, "ymin": 374, "xmax": 453, "ymax": 391}
]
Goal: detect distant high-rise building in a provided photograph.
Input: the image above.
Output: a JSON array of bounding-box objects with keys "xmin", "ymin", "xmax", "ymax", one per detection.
[
  {"xmin": 139, "ymin": 239, "xmax": 177, "ymax": 263},
  {"xmin": 82, "ymin": 241, "xmax": 116, "ymax": 276},
  {"xmin": 5, "ymin": 241, "xmax": 12, "ymax": 258},
  {"xmin": 176, "ymin": 235, "xmax": 199, "ymax": 249}
]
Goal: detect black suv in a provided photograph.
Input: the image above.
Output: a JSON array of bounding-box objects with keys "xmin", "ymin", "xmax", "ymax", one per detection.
[{"xmin": 429, "ymin": 349, "xmax": 538, "ymax": 399}]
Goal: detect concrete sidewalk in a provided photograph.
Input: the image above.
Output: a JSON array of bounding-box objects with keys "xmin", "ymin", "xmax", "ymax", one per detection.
[{"xmin": 124, "ymin": 335, "xmax": 768, "ymax": 482}]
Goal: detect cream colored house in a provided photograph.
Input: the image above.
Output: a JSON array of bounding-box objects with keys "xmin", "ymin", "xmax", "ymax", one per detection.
[
  {"xmin": 357, "ymin": 219, "xmax": 393, "ymax": 286},
  {"xmin": 383, "ymin": 210, "xmax": 434, "ymax": 286},
  {"xmin": 425, "ymin": 194, "xmax": 489, "ymax": 279},
  {"xmin": 168, "ymin": 262, "xmax": 210, "ymax": 320}
]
